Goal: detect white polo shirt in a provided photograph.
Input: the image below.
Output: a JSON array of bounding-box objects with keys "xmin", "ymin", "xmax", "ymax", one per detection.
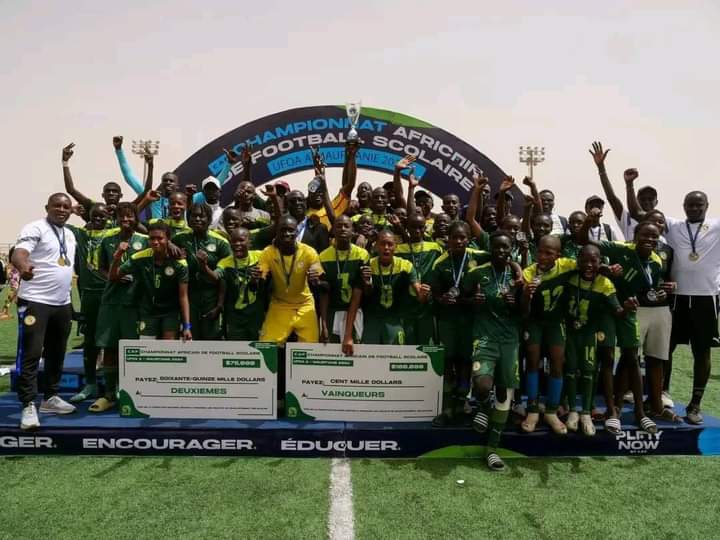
[
  {"xmin": 550, "ymin": 213, "xmax": 566, "ymax": 235},
  {"xmin": 665, "ymin": 217, "xmax": 720, "ymax": 296},
  {"xmin": 15, "ymin": 218, "xmax": 76, "ymax": 306},
  {"xmin": 616, "ymin": 209, "xmax": 637, "ymax": 241}
]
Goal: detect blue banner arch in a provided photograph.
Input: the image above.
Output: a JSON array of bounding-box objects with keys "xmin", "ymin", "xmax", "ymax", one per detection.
[{"xmin": 174, "ymin": 105, "xmax": 521, "ymax": 211}]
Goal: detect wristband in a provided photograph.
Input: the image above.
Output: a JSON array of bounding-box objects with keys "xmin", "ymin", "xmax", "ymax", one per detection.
[
  {"xmin": 182, "ymin": 322, "xmax": 192, "ymax": 331},
  {"xmin": 62, "ymin": 161, "xmax": 69, "ymax": 167}
]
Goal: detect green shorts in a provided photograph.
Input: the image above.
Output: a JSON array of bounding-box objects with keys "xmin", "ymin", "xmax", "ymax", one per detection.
[
  {"xmin": 225, "ymin": 313, "xmax": 263, "ymax": 341},
  {"xmin": 471, "ymin": 336, "xmax": 520, "ymax": 389},
  {"xmin": 525, "ymin": 319, "xmax": 565, "ymax": 347},
  {"xmin": 437, "ymin": 318, "xmax": 473, "ymax": 363},
  {"xmin": 96, "ymin": 304, "xmax": 140, "ymax": 348},
  {"xmin": 362, "ymin": 316, "xmax": 405, "ymax": 345},
  {"xmin": 139, "ymin": 313, "xmax": 180, "ymax": 338},
  {"xmin": 404, "ymin": 313, "xmax": 436, "ymax": 346},
  {"xmin": 565, "ymin": 327, "xmax": 597, "ymax": 373},
  {"xmin": 616, "ymin": 312, "xmax": 640, "ymax": 349},
  {"xmin": 190, "ymin": 291, "xmax": 222, "ymax": 340},
  {"xmin": 596, "ymin": 311, "xmax": 617, "ymax": 348}
]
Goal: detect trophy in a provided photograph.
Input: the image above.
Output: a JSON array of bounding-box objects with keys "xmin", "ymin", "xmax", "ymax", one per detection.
[{"xmin": 345, "ymin": 100, "xmax": 362, "ymax": 141}]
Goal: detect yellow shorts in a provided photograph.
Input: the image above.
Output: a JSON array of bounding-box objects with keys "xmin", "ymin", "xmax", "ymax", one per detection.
[{"xmin": 259, "ymin": 301, "xmax": 319, "ymax": 344}]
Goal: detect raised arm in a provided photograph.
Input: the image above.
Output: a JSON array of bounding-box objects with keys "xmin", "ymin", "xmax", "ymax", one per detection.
[
  {"xmin": 579, "ymin": 208, "xmax": 603, "ymax": 246},
  {"xmin": 241, "ymin": 144, "xmax": 253, "ymax": 184},
  {"xmin": 340, "ymin": 140, "xmax": 360, "ymax": 198},
  {"xmin": 624, "ymin": 168, "xmax": 644, "ymax": 221},
  {"xmin": 466, "ymin": 168, "xmax": 488, "ymax": 239},
  {"xmin": 522, "ymin": 176, "xmax": 542, "ymax": 212},
  {"xmin": 61, "ymin": 143, "xmax": 93, "ymax": 209},
  {"xmin": 496, "ymin": 175, "xmax": 515, "ymax": 223},
  {"xmin": 406, "ymin": 170, "xmax": 420, "ymax": 217},
  {"xmin": 113, "ymin": 136, "xmax": 144, "ymax": 195},
  {"xmin": 589, "ymin": 141, "xmax": 623, "ymax": 220},
  {"xmin": 130, "ymin": 146, "xmax": 154, "ymax": 206},
  {"xmin": 393, "ymin": 154, "xmax": 416, "ymax": 210}
]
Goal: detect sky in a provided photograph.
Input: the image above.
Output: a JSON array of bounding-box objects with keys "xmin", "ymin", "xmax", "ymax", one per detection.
[{"xmin": 1, "ymin": 0, "xmax": 719, "ymax": 243}]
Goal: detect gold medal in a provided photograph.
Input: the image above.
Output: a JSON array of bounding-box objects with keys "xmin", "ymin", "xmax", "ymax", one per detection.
[
  {"xmin": 58, "ymin": 256, "xmax": 66, "ymax": 266},
  {"xmin": 689, "ymin": 252, "xmax": 699, "ymax": 261}
]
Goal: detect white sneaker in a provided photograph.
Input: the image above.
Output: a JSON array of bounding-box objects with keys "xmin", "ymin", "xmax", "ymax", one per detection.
[
  {"xmin": 40, "ymin": 395, "xmax": 76, "ymax": 415},
  {"xmin": 566, "ymin": 411, "xmax": 580, "ymax": 432},
  {"xmin": 662, "ymin": 391, "xmax": 674, "ymax": 409},
  {"xmin": 20, "ymin": 403, "xmax": 40, "ymax": 430}
]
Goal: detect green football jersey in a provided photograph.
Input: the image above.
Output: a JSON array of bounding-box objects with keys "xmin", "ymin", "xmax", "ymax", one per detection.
[
  {"xmin": 99, "ymin": 230, "xmax": 148, "ymax": 306},
  {"xmin": 462, "ymin": 262, "xmax": 522, "ymax": 343},
  {"xmin": 363, "ymin": 256, "xmax": 418, "ymax": 318},
  {"xmin": 172, "ymin": 230, "xmax": 231, "ymax": 293},
  {"xmin": 599, "ymin": 241, "xmax": 664, "ymax": 303},
  {"xmin": 119, "ymin": 249, "xmax": 189, "ymax": 316},
  {"xmin": 522, "ymin": 257, "xmax": 577, "ymax": 321},
  {"xmin": 250, "ymin": 226, "xmax": 275, "ymax": 250},
  {"xmin": 396, "ymin": 241, "xmax": 442, "ymax": 318},
  {"xmin": 563, "ymin": 272, "xmax": 621, "ymax": 331},
  {"xmin": 560, "ymin": 234, "xmax": 581, "ymax": 260},
  {"xmin": 351, "ymin": 212, "xmax": 389, "ymax": 232},
  {"xmin": 319, "ymin": 244, "xmax": 370, "ymax": 311},
  {"xmin": 429, "ymin": 248, "xmax": 490, "ymax": 320},
  {"xmin": 68, "ymin": 225, "xmax": 117, "ymax": 292},
  {"xmin": 216, "ymin": 251, "xmax": 266, "ymax": 328}
]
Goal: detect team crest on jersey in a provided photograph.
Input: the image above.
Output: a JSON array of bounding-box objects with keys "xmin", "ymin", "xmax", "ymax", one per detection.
[
  {"xmin": 597, "ymin": 331, "xmax": 606, "ymax": 342},
  {"xmin": 702, "ymin": 224, "xmax": 709, "ymax": 231},
  {"xmin": 132, "ymin": 241, "xmax": 142, "ymax": 251},
  {"xmin": 24, "ymin": 315, "xmax": 36, "ymax": 326},
  {"xmin": 480, "ymin": 276, "xmax": 490, "ymax": 284},
  {"xmin": 523, "ymin": 331, "xmax": 530, "ymax": 341},
  {"xmin": 468, "ymin": 260, "xmax": 477, "ymax": 269},
  {"xmin": 164, "ymin": 266, "xmax": 175, "ymax": 276},
  {"xmin": 659, "ymin": 252, "xmax": 667, "ymax": 260},
  {"xmin": 139, "ymin": 321, "xmax": 146, "ymax": 331},
  {"xmin": 206, "ymin": 244, "xmax": 217, "ymax": 252}
]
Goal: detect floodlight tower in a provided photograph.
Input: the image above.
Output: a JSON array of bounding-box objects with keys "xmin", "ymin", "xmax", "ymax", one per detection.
[
  {"xmin": 518, "ymin": 146, "xmax": 545, "ymax": 179},
  {"xmin": 132, "ymin": 139, "xmax": 160, "ymax": 179}
]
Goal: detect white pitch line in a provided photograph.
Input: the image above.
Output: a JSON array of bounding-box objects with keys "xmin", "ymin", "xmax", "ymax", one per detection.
[{"xmin": 328, "ymin": 457, "xmax": 355, "ymax": 540}]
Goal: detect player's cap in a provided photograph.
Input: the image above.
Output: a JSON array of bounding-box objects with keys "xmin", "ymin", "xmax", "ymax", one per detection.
[
  {"xmin": 585, "ymin": 195, "xmax": 605, "ymax": 206},
  {"xmin": 201, "ymin": 176, "xmax": 221, "ymax": 190},
  {"xmin": 275, "ymin": 180, "xmax": 291, "ymax": 193},
  {"xmin": 414, "ymin": 189, "xmax": 432, "ymax": 201}
]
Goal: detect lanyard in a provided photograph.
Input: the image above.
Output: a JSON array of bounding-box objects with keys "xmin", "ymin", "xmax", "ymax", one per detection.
[
  {"xmin": 335, "ymin": 246, "xmax": 351, "ymax": 275},
  {"xmin": 279, "ymin": 249, "xmax": 298, "ymax": 290},
  {"xmin": 685, "ymin": 220, "xmax": 703, "ymax": 256},
  {"xmin": 491, "ymin": 264, "xmax": 509, "ymax": 295},
  {"xmin": 634, "ymin": 251, "xmax": 654, "ymax": 288},
  {"xmin": 233, "ymin": 254, "xmax": 250, "ymax": 303},
  {"xmin": 449, "ymin": 250, "xmax": 468, "ymax": 289},
  {"xmin": 378, "ymin": 259, "xmax": 394, "ymax": 306},
  {"xmin": 47, "ymin": 220, "xmax": 69, "ymax": 264}
]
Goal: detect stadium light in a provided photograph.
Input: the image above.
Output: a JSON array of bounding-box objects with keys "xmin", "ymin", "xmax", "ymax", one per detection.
[
  {"xmin": 132, "ymin": 140, "xmax": 160, "ymax": 181},
  {"xmin": 518, "ymin": 145, "xmax": 545, "ymax": 179}
]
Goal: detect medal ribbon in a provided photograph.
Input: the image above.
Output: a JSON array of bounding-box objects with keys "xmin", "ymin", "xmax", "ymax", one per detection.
[
  {"xmin": 280, "ymin": 249, "xmax": 297, "ymax": 289},
  {"xmin": 685, "ymin": 220, "xmax": 703, "ymax": 256},
  {"xmin": 47, "ymin": 220, "xmax": 69, "ymax": 264},
  {"xmin": 450, "ymin": 250, "xmax": 468, "ymax": 289}
]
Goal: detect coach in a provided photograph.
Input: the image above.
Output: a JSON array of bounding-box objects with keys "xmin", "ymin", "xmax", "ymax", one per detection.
[{"xmin": 12, "ymin": 192, "xmax": 78, "ymax": 430}]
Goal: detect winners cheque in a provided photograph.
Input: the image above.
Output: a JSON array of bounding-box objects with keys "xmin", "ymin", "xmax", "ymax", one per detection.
[
  {"xmin": 119, "ymin": 340, "xmax": 278, "ymax": 419},
  {"xmin": 285, "ymin": 343, "xmax": 444, "ymax": 422}
]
